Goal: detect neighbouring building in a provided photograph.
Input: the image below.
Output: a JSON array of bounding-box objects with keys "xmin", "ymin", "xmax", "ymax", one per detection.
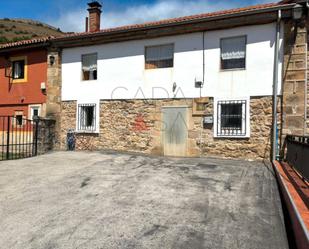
[{"xmin": 0, "ymin": 38, "xmax": 51, "ymax": 122}]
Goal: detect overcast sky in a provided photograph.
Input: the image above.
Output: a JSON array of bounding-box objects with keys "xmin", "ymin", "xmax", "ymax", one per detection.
[{"xmin": 0, "ymin": 0, "xmax": 275, "ymax": 32}]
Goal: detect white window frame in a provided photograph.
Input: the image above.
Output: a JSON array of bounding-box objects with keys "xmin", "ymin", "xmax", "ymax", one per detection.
[
  {"xmin": 28, "ymin": 104, "xmax": 41, "ymax": 120},
  {"xmin": 76, "ymin": 101, "xmax": 100, "ymax": 133},
  {"xmin": 214, "ymin": 97, "xmax": 250, "ymax": 138}
]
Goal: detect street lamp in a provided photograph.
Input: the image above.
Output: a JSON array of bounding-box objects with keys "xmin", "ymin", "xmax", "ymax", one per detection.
[
  {"xmin": 292, "ymin": 4, "xmax": 303, "ymax": 21},
  {"xmin": 49, "ymin": 55, "xmax": 55, "ymax": 66}
]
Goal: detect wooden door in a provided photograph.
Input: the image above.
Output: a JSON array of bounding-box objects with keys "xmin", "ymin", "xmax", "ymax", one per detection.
[{"xmin": 162, "ymin": 107, "xmax": 188, "ymax": 157}]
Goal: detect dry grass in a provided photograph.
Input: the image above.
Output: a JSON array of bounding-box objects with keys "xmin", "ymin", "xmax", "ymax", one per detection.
[{"xmin": 0, "ymin": 18, "xmax": 63, "ymax": 44}]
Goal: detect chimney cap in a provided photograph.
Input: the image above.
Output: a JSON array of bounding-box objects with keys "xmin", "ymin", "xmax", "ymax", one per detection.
[{"xmin": 87, "ymin": 1, "xmax": 102, "ymax": 8}]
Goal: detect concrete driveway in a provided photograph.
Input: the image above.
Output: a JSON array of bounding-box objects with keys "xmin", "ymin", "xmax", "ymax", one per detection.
[{"xmin": 0, "ymin": 151, "xmax": 288, "ymax": 249}]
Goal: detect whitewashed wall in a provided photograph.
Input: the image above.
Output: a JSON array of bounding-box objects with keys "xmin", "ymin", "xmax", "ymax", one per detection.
[{"xmin": 61, "ymin": 23, "xmax": 283, "ymax": 102}]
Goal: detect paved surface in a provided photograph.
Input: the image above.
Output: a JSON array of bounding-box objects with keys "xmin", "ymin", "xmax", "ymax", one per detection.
[{"xmin": 0, "ymin": 151, "xmax": 288, "ymax": 249}]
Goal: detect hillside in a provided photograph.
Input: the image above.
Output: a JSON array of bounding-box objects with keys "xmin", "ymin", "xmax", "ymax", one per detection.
[{"xmin": 0, "ymin": 18, "xmax": 63, "ymax": 44}]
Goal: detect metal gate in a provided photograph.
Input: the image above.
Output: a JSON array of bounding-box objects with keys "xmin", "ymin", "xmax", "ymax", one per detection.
[
  {"xmin": 162, "ymin": 107, "xmax": 188, "ymax": 157},
  {"xmin": 0, "ymin": 116, "xmax": 39, "ymax": 161}
]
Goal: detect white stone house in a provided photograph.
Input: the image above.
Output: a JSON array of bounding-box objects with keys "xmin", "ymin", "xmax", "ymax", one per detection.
[{"xmin": 48, "ymin": 0, "xmax": 306, "ymax": 160}]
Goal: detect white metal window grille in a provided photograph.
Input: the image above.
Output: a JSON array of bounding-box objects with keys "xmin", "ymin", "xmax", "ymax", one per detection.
[
  {"xmin": 78, "ymin": 104, "xmax": 96, "ymax": 132},
  {"xmin": 145, "ymin": 44, "xmax": 174, "ymax": 69},
  {"xmin": 217, "ymin": 100, "xmax": 246, "ymax": 137},
  {"xmin": 221, "ymin": 36, "xmax": 246, "ymax": 70},
  {"xmin": 82, "ymin": 53, "xmax": 97, "ymax": 80}
]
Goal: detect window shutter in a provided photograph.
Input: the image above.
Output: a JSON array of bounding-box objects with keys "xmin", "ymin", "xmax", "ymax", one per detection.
[{"xmin": 146, "ymin": 44, "xmax": 174, "ymax": 61}]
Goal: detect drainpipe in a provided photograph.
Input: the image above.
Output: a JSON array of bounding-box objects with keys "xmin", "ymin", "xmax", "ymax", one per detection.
[{"xmin": 272, "ymin": 9, "xmax": 281, "ymax": 162}]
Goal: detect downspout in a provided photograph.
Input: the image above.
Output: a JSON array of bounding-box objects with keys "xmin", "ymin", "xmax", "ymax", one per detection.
[
  {"xmin": 202, "ymin": 31, "xmax": 205, "ymax": 89},
  {"xmin": 200, "ymin": 31, "xmax": 206, "ymax": 145},
  {"xmin": 272, "ymin": 9, "xmax": 281, "ymax": 161}
]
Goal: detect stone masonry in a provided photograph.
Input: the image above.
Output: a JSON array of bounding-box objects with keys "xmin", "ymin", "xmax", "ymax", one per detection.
[
  {"xmin": 282, "ymin": 18, "xmax": 307, "ymax": 136},
  {"xmin": 60, "ymin": 96, "xmax": 273, "ymax": 161},
  {"xmin": 46, "ymin": 48, "xmax": 62, "ymax": 148},
  {"xmin": 35, "ymin": 118, "xmax": 56, "ymax": 155}
]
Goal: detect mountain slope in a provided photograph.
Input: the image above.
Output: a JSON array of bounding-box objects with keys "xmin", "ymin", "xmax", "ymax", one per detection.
[{"xmin": 0, "ymin": 18, "xmax": 63, "ymax": 44}]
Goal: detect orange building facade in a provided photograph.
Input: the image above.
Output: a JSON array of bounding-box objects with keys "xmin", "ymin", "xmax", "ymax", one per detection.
[{"xmin": 0, "ymin": 48, "xmax": 47, "ymax": 124}]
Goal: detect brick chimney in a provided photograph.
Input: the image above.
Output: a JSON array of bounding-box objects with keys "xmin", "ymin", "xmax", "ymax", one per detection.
[{"xmin": 87, "ymin": 1, "xmax": 102, "ymax": 32}]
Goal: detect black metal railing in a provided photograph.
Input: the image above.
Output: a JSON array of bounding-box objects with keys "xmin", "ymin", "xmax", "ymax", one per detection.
[
  {"xmin": 283, "ymin": 135, "xmax": 309, "ymax": 182},
  {"xmin": 0, "ymin": 116, "xmax": 39, "ymax": 161},
  {"xmin": 77, "ymin": 103, "xmax": 97, "ymax": 132}
]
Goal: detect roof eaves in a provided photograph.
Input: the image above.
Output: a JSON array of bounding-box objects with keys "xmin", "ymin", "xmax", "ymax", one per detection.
[
  {"xmin": 0, "ymin": 36, "xmax": 52, "ymax": 50},
  {"xmin": 52, "ymin": 1, "xmax": 295, "ymax": 43}
]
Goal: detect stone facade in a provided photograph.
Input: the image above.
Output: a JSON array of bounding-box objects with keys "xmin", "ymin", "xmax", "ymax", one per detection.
[
  {"xmin": 36, "ymin": 118, "xmax": 56, "ymax": 155},
  {"xmin": 46, "ymin": 49, "xmax": 62, "ymax": 148},
  {"xmin": 282, "ymin": 18, "xmax": 307, "ymax": 136},
  {"xmin": 60, "ymin": 96, "xmax": 273, "ymax": 160}
]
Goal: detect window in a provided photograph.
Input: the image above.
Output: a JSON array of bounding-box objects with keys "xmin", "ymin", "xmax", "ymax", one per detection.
[
  {"xmin": 12, "ymin": 60, "xmax": 25, "ymax": 79},
  {"xmin": 221, "ymin": 36, "xmax": 246, "ymax": 70},
  {"xmin": 217, "ymin": 100, "xmax": 247, "ymax": 137},
  {"xmin": 16, "ymin": 115, "xmax": 23, "ymax": 126},
  {"xmin": 145, "ymin": 44, "xmax": 174, "ymax": 69},
  {"xmin": 82, "ymin": 53, "xmax": 97, "ymax": 80},
  {"xmin": 14, "ymin": 111, "xmax": 24, "ymax": 127},
  {"xmin": 29, "ymin": 105, "xmax": 41, "ymax": 120},
  {"xmin": 77, "ymin": 104, "xmax": 96, "ymax": 132}
]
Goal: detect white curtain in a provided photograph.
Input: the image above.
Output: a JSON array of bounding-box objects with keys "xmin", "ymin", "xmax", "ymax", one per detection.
[
  {"xmin": 14, "ymin": 62, "xmax": 22, "ymax": 78},
  {"xmin": 146, "ymin": 44, "xmax": 174, "ymax": 61},
  {"xmin": 221, "ymin": 37, "xmax": 246, "ymax": 60}
]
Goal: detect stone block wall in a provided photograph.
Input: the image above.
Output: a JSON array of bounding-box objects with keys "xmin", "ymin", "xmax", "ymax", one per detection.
[
  {"xmin": 36, "ymin": 118, "xmax": 56, "ymax": 155},
  {"xmin": 46, "ymin": 49, "xmax": 62, "ymax": 149},
  {"xmin": 60, "ymin": 96, "xmax": 273, "ymax": 160},
  {"xmin": 282, "ymin": 19, "xmax": 307, "ymax": 136}
]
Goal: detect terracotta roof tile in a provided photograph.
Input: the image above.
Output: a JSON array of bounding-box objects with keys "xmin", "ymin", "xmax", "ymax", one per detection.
[
  {"xmin": 0, "ymin": 36, "xmax": 52, "ymax": 49},
  {"xmin": 53, "ymin": 2, "xmax": 281, "ymax": 41},
  {"xmin": 0, "ymin": 1, "xmax": 294, "ymax": 48}
]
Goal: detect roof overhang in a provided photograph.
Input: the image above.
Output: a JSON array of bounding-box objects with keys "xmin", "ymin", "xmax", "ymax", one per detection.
[
  {"xmin": 52, "ymin": 3, "xmax": 296, "ymax": 49},
  {"xmin": 0, "ymin": 43, "xmax": 50, "ymax": 55}
]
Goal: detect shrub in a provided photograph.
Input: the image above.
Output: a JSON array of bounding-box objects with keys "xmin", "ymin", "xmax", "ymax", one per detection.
[{"xmin": 0, "ymin": 36, "xmax": 9, "ymax": 43}]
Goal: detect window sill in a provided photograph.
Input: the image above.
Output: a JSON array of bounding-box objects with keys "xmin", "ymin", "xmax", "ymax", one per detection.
[
  {"xmin": 75, "ymin": 130, "xmax": 99, "ymax": 134},
  {"xmin": 144, "ymin": 67, "xmax": 173, "ymax": 71},
  {"xmin": 214, "ymin": 135, "xmax": 250, "ymax": 139},
  {"xmin": 12, "ymin": 79, "xmax": 27, "ymax": 83},
  {"xmin": 81, "ymin": 79, "xmax": 98, "ymax": 82},
  {"xmin": 219, "ymin": 68, "xmax": 246, "ymax": 72}
]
